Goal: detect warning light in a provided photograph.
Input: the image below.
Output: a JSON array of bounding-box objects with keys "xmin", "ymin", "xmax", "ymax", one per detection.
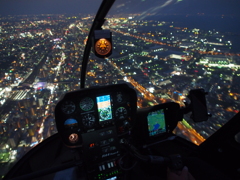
[{"xmin": 89, "ymin": 143, "xmax": 95, "ymax": 148}]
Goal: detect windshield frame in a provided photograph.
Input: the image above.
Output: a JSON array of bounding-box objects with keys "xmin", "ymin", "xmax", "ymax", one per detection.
[{"xmin": 80, "ymin": 0, "xmax": 115, "ymax": 88}]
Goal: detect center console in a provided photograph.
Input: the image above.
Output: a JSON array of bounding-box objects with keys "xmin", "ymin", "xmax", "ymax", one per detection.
[{"xmin": 54, "ymin": 84, "xmax": 137, "ymax": 179}]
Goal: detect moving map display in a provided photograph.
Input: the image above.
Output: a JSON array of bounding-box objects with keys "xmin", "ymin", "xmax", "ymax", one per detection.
[
  {"xmin": 147, "ymin": 109, "xmax": 166, "ymax": 137},
  {"xmin": 96, "ymin": 95, "xmax": 112, "ymax": 121}
]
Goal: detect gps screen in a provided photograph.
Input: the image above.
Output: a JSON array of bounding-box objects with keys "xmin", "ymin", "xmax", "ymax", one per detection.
[
  {"xmin": 147, "ymin": 109, "xmax": 166, "ymax": 136},
  {"xmin": 96, "ymin": 95, "xmax": 112, "ymax": 121}
]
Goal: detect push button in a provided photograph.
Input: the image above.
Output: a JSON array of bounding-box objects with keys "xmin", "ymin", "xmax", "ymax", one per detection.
[
  {"xmin": 99, "ymin": 132, "xmax": 105, "ymax": 136},
  {"xmin": 106, "ymin": 130, "xmax": 113, "ymax": 134},
  {"xmin": 109, "ymin": 146, "xmax": 116, "ymax": 151},
  {"xmin": 108, "ymin": 138, "xmax": 114, "ymax": 142}
]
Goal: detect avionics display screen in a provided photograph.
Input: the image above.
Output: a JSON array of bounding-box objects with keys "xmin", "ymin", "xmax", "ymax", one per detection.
[
  {"xmin": 147, "ymin": 109, "xmax": 166, "ymax": 136},
  {"xmin": 96, "ymin": 95, "xmax": 112, "ymax": 121}
]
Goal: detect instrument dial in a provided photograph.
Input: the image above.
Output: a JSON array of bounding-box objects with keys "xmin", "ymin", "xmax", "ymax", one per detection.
[
  {"xmin": 64, "ymin": 118, "xmax": 78, "ymax": 128},
  {"xmin": 80, "ymin": 97, "xmax": 94, "ymax": 111},
  {"xmin": 116, "ymin": 92, "xmax": 123, "ymax": 103},
  {"xmin": 61, "ymin": 101, "xmax": 76, "ymax": 114},
  {"xmin": 82, "ymin": 114, "xmax": 96, "ymax": 128},
  {"xmin": 115, "ymin": 107, "xmax": 127, "ymax": 120},
  {"xmin": 69, "ymin": 133, "xmax": 79, "ymax": 143}
]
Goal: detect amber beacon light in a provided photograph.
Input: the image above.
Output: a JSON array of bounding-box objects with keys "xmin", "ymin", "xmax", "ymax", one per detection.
[{"xmin": 93, "ymin": 30, "xmax": 112, "ymax": 58}]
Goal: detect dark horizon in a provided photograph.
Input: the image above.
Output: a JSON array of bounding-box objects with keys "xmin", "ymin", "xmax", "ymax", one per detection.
[{"xmin": 0, "ymin": 0, "xmax": 240, "ymax": 16}]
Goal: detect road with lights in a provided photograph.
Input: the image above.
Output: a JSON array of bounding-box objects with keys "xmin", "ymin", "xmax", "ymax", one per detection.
[{"xmin": 106, "ymin": 58, "xmax": 205, "ymax": 145}]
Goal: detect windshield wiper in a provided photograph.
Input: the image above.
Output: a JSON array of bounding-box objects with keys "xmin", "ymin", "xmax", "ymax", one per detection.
[{"xmin": 80, "ymin": 0, "xmax": 115, "ymax": 88}]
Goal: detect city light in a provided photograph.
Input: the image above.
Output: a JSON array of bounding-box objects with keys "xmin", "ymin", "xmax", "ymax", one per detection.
[
  {"xmin": 148, "ymin": 87, "xmax": 155, "ymax": 93},
  {"xmin": 0, "ymin": 7, "xmax": 239, "ymax": 177}
]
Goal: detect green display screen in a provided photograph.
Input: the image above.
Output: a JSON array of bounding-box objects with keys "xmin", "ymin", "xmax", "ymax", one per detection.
[{"xmin": 147, "ymin": 109, "xmax": 166, "ymax": 136}]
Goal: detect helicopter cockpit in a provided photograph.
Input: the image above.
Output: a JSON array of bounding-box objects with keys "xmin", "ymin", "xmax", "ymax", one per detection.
[
  {"xmin": 1, "ymin": 0, "xmax": 240, "ymax": 179},
  {"xmin": 3, "ymin": 83, "xmax": 231, "ymax": 180}
]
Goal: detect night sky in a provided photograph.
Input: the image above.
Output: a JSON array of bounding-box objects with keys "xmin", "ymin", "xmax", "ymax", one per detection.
[
  {"xmin": 0, "ymin": 0, "xmax": 240, "ymax": 16},
  {"xmin": 0, "ymin": 0, "xmax": 101, "ymax": 15}
]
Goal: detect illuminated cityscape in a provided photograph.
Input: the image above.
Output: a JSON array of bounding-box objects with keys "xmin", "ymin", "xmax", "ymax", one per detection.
[{"xmin": 0, "ymin": 12, "xmax": 240, "ymax": 178}]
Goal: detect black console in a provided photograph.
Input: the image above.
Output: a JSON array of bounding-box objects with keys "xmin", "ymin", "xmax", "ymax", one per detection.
[
  {"xmin": 55, "ymin": 84, "xmax": 137, "ymax": 179},
  {"xmin": 134, "ymin": 102, "xmax": 180, "ymax": 145},
  {"xmin": 82, "ymin": 126, "xmax": 121, "ymax": 179}
]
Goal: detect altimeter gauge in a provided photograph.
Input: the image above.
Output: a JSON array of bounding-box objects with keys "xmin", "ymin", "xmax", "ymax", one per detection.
[
  {"xmin": 80, "ymin": 97, "xmax": 94, "ymax": 111},
  {"xmin": 115, "ymin": 107, "xmax": 127, "ymax": 120},
  {"xmin": 82, "ymin": 114, "xmax": 95, "ymax": 128},
  {"xmin": 61, "ymin": 101, "xmax": 76, "ymax": 114}
]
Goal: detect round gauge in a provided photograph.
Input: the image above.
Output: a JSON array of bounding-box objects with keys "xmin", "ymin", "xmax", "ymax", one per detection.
[
  {"xmin": 82, "ymin": 114, "xmax": 95, "ymax": 128},
  {"xmin": 100, "ymin": 107, "xmax": 112, "ymax": 121},
  {"xmin": 61, "ymin": 101, "xmax": 76, "ymax": 114},
  {"xmin": 80, "ymin": 97, "xmax": 94, "ymax": 111},
  {"xmin": 116, "ymin": 92, "xmax": 123, "ymax": 103},
  {"xmin": 115, "ymin": 107, "xmax": 127, "ymax": 120},
  {"xmin": 95, "ymin": 38, "xmax": 112, "ymax": 56},
  {"xmin": 64, "ymin": 118, "xmax": 78, "ymax": 128},
  {"xmin": 69, "ymin": 133, "xmax": 78, "ymax": 143}
]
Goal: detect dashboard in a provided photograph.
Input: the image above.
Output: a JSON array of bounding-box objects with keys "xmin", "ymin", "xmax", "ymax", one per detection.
[
  {"xmin": 55, "ymin": 84, "xmax": 137, "ymax": 179},
  {"xmin": 55, "ymin": 84, "xmax": 182, "ymax": 179},
  {"xmin": 55, "ymin": 83, "xmax": 137, "ymax": 147}
]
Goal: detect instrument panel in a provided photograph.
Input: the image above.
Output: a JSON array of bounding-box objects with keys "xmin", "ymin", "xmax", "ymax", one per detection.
[{"xmin": 55, "ymin": 84, "xmax": 137, "ymax": 148}]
